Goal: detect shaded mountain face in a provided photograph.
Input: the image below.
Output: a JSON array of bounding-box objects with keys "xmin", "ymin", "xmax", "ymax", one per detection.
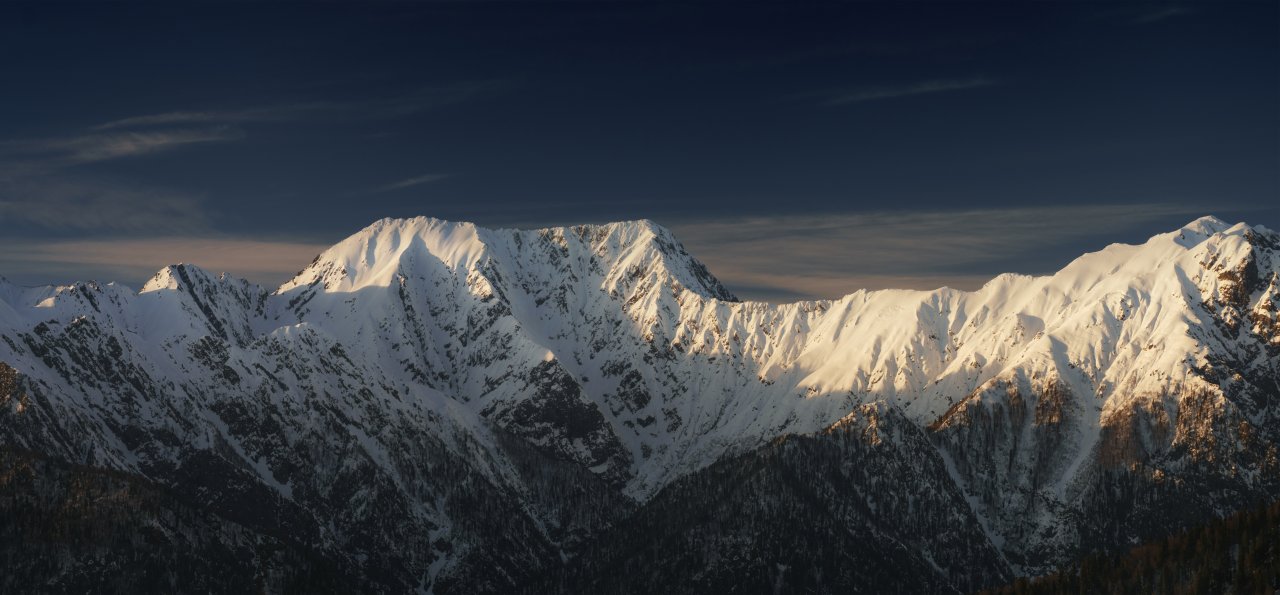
[{"xmin": 1, "ymin": 215, "xmax": 1278, "ymax": 593}]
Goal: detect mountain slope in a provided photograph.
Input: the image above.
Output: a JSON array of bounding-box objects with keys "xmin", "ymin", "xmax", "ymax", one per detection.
[
  {"xmin": 979, "ymin": 499, "xmax": 1280, "ymax": 595},
  {"xmin": 1, "ymin": 215, "xmax": 1277, "ymax": 592},
  {"xmin": 0, "ymin": 448, "xmax": 358, "ymax": 595}
]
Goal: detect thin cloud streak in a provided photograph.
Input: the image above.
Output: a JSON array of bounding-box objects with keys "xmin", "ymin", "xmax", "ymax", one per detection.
[
  {"xmin": 0, "ymin": 127, "xmax": 241, "ymax": 180},
  {"xmin": 0, "ymin": 237, "xmax": 332, "ymax": 289},
  {"xmin": 1133, "ymin": 6, "xmax": 1193, "ymax": 24},
  {"xmin": 92, "ymin": 106, "xmax": 327, "ymax": 130},
  {"xmin": 41, "ymin": 128, "xmax": 242, "ymax": 163},
  {"xmin": 823, "ymin": 77, "xmax": 994, "ymax": 106},
  {"xmin": 92, "ymin": 78, "xmax": 515, "ymax": 131},
  {"xmin": 669, "ymin": 204, "xmax": 1207, "ymax": 302},
  {"xmin": 0, "ymin": 179, "xmax": 211, "ymax": 233},
  {"xmin": 374, "ymin": 174, "xmax": 451, "ymax": 193}
]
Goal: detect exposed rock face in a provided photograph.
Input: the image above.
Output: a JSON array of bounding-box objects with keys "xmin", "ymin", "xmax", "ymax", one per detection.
[{"xmin": 1, "ymin": 215, "xmax": 1278, "ymax": 592}]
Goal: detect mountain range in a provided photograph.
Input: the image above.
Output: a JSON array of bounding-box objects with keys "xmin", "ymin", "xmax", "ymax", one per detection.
[{"xmin": 2, "ymin": 215, "xmax": 1277, "ymax": 593}]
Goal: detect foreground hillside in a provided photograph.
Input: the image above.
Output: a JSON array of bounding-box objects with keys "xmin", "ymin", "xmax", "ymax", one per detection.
[
  {"xmin": 980, "ymin": 499, "xmax": 1280, "ymax": 595},
  {"xmin": 1, "ymin": 215, "xmax": 1277, "ymax": 592},
  {"xmin": 0, "ymin": 448, "xmax": 354, "ymax": 595}
]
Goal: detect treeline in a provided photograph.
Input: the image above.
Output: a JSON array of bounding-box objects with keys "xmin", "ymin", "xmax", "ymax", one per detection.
[
  {"xmin": 535, "ymin": 408, "xmax": 1011, "ymax": 594},
  {"xmin": 0, "ymin": 448, "xmax": 355, "ymax": 595},
  {"xmin": 980, "ymin": 499, "xmax": 1280, "ymax": 595}
]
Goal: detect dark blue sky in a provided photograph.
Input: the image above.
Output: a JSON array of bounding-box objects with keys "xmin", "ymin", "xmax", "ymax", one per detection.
[{"xmin": 1, "ymin": 1, "xmax": 1276, "ymax": 300}]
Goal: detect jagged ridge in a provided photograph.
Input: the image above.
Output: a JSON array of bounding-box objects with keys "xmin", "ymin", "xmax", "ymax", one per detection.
[{"xmin": 1, "ymin": 215, "xmax": 1278, "ymax": 592}]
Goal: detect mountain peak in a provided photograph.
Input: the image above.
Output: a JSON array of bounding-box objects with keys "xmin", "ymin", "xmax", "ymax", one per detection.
[
  {"xmin": 276, "ymin": 216, "xmax": 736, "ymax": 301},
  {"xmin": 1181, "ymin": 215, "xmax": 1232, "ymax": 236},
  {"xmin": 276, "ymin": 216, "xmax": 487, "ymax": 294},
  {"xmin": 1164, "ymin": 215, "xmax": 1258, "ymax": 249},
  {"xmin": 140, "ymin": 263, "xmax": 217, "ymax": 293},
  {"xmin": 596, "ymin": 217, "xmax": 667, "ymax": 235}
]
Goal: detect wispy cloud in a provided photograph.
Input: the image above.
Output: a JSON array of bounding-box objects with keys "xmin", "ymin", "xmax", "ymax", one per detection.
[
  {"xmin": 0, "ymin": 127, "xmax": 241, "ymax": 180},
  {"xmin": 1133, "ymin": 6, "xmax": 1193, "ymax": 24},
  {"xmin": 0, "ymin": 237, "xmax": 332, "ymax": 289},
  {"xmin": 822, "ymin": 78, "xmax": 995, "ymax": 106},
  {"xmin": 0, "ymin": 178, "xmax": 211, "ymax": 233},
  {"xmin": 0, "ymin": 117, "xmax": 243, "ymax": 230},
  {"xmin": 92, "ymin": 78, "xmax": 514, "ymax": 131},
  {"xmin": 92, "ymin": 105, "xmax": 326, "ymax": 130},
  {"xmin": 33, "ymin": 128, "xmax": 240, "ymax": 163},
  {"xmin": 668, "ymin": 204, "xmax": 1206, "ymax": 302},
  {"xmin": 373, "ymin": 173, "xmax": 451, "ymax": 193}
]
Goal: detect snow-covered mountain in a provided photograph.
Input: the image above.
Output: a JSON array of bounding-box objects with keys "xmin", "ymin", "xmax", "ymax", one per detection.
[{"xmin": 2, "ymin": 215, "xmax": 1277, "ymax": 593}]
